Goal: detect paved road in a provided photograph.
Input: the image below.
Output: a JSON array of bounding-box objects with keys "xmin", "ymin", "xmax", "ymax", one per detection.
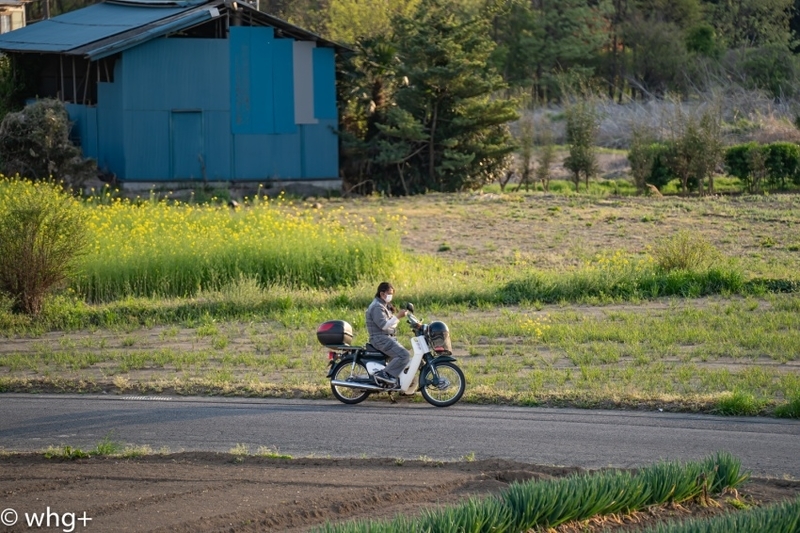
[{"xmin": 1, "ymin": 394, "xmax": 798, "ymax": 478}]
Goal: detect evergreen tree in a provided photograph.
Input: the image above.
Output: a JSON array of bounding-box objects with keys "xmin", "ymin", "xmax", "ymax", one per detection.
[
  {"xmin": 528, "ymin": 0, "xmax": 608, "ymax": 102},
  {"xmin": 486, "ymin": 0, "xmax": 541, "ymax": 91},
  {"xmin": 337, "ymin": 36, "xmax": 401, "ymax": 192},
  {"xmin": 624, "ymin": 17, "xmax": 691, "ymax": 96},
  {"xmin": 370, "ymin": 0, "xmax": 517, "ymax": 193},
  {"xmin": 704, "ymin": 0, "xmax": 794, "ymax": 50}
]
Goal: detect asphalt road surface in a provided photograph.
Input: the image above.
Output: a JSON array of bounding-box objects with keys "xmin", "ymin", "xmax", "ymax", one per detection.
[{"xmin": 1, "ymin": 394, "xmax": 798, "ymax": 478}]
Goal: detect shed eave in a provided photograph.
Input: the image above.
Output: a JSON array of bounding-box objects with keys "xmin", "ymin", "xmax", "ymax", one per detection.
[{"xmin": 79, "ymin": 7, "xmax": 218, "ymax": 59}]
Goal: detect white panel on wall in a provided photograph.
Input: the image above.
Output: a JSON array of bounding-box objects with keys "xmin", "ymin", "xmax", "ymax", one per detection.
[{"xmin": 293, "ymin": 40, "xmax": 318, "ymax": 125}]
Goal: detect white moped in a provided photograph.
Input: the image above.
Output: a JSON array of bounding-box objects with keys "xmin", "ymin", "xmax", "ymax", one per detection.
[{"xmin": 318, "ymin": 304, "xmax": 465, "ymax": 407}]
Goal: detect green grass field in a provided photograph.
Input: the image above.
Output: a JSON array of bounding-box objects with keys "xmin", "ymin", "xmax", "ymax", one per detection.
[{"xmin": 1, "ymin": 180, "xmax": 799, "ymax": 416}]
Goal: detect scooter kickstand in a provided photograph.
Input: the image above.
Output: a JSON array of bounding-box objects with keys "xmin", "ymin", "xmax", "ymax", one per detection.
[{"xmin": 388, "ymin": 392, "xmax": 397, "ymax": 404}]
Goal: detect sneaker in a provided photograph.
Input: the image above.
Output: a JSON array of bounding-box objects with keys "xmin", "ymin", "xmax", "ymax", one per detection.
[{"xmin": 373, "ymin": 370, "xmax": 398, "ymax": 387}]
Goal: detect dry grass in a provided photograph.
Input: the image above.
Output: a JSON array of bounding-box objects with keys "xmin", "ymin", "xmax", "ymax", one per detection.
[{"xmin": 519, "ymin": 87, "xmax": 800, "ymax": 149}]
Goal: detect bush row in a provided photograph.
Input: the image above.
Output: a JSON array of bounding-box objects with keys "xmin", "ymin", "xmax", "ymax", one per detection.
[
  {"xmin": 724, "ymin": 142, "xmax": 800, "ymax": 192},
  {"xmin": 316, "ymin": 453, "xmax": 749, "ymax": 533},
  {"xmin": 637, "ymin": 141, "xmax": 800, "ymax": 192}
]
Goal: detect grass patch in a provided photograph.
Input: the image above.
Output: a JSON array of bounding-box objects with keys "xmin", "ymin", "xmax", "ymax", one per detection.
[
  {"xmin": 500, "ymin": 265, "xmax": 745, "ymax": 304},
  {"xmin": 93, "ymin": 435, "xmax": 124, "ymax": 456},
  {"xmin": 43, "ymin": 445, "xmax": 91, "ymax": 460},
  {"xmin": 1, "ymin": 257, "xmax": 779, "ymax": 337},
  {"xmin": 41, "ymin": 438, "xmax": 161, "ymax": 460},
  {"xmin": 2, "ymin": 296, "xmax": 798, "ymax": 415},
  {"xmin": 714, "ymin": 391, "xmax": 765, "ymax": 416},
  {"xmin": 119, "ymin": 445, "xmax": 155, "ymax": 458},
  {"xmin": 2, "ymin": 190, "xmax": 800, "ymax": 417},
  {"xmin": 255, "ymin": 446, "xmax": 292, "ymax": 459},
  {"xmin": 228, "ymin": 443, "xmax": 292, "ymax": 460},
  {"xmin": 775, "ymin": 394, "xmax": 800, "ymax": 419}
]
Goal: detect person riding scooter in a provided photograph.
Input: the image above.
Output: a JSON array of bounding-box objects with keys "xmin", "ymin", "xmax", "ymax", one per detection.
[{"xmin": 365, "ymin": 282, "xmax": 409, "ymax": 387}]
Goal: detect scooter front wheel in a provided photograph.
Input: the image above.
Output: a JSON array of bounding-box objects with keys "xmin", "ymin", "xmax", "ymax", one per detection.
[
  {"xmin": 420, "ymin": 361, "xmax": 465, "ymax": 407},
  {"xmin": 330, "ymin": 360, "xmax": 372, "ymax": 405}
]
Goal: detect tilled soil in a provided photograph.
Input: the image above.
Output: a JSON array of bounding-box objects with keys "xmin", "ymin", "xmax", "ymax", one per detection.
[{"xmin": 1, "ymin": 454, "xmax": 798, "ymax": 533}]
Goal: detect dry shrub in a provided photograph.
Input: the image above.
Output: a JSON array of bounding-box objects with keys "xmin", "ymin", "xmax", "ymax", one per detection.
[
  {"xmin": 736, "ymin": 114, "xmax": 800, "ymax": 145},
  {"xmin": 520, "ymin": 85, "xmax": 800, "ymax": 149},
  {"xmin": 652, "ymin": 230, "xmax": 723, "ymax": 272},
  {"xmin": 0, "ymin": 178, "xmax": 87, "ymax": 314}
]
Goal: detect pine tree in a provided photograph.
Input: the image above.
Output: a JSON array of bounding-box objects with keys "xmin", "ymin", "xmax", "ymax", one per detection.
[
  {"xmin": 528, "ymin": 0, "xmax": 608, "ymax": 102},
  {"xmin": 373, "ymin": 0, "xmax": 518, "ymax": 193}
]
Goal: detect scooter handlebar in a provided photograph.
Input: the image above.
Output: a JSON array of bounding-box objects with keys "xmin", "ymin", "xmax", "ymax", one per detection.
[{"xmin": 406, "ymin": 313, "xmax": 424, "ymax": 331}]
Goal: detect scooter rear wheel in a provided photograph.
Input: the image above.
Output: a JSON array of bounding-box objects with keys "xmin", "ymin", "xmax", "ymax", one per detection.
[
  {"xmin": 331, "ymin": 360, "xmax": 372, "ymax": 405},
  {"xmin": 420, "ymin": 361, "xmax": 465, "ymax": 407}
]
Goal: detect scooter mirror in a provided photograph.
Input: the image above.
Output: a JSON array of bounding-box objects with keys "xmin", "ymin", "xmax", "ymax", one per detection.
[{"xmin": 405, "ymin": 303, "xmax": 415, "ymax": 313}]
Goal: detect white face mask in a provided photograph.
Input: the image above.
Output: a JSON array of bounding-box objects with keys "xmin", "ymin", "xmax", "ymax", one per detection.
[{"xmin": 384, "ymin": 294, "xmax": 393, "ymax": 303}]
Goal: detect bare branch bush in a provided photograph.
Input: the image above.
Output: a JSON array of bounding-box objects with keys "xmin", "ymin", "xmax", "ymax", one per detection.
[
  {"xmin": 563, "ymin": 97, "xmax": 600, "ymax": 192},
  {"xmin": 0, "ymin": 180, "xmax": 87, "ymax": 315},
  {"xmin": 515, "ymin": 116, "xmax": 535, "ymax": 192},
  {"xmin": 534, "ymin": 117, "xmax": 556, "ymax": 192},
  {"xmin": 627, "ymin": 122, "xmax": 657, "ymax": 194}
]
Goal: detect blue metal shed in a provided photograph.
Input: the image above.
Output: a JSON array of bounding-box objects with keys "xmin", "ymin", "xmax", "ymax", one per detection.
[{"xmin": 0, "ymin": 0, "xmax": 344, "ymax": 184}]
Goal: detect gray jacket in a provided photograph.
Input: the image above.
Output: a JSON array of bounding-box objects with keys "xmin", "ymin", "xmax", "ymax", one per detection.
[{"xmin": 365, "ymin": 297, "xmax": 405, "ymax": 355}]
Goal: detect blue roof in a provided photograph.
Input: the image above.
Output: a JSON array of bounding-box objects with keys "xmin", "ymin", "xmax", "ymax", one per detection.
[
  {"xmin": 0, "ymin": 0, "xmax": 211, "ymax": 54},
  {"xmin": 0, "ymin": 0, "xmax": 346, "ymax": 57}
]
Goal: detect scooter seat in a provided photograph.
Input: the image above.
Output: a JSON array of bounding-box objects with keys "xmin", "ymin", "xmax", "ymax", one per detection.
[{"xmin": 364, "ymin": 344, "xmax": 389, "ymax": 359}]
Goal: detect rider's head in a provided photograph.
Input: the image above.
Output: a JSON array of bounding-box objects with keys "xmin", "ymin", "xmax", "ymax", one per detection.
[{"xmin": 375, "ymin": 282, "xmax": 394, "ymax": 300}]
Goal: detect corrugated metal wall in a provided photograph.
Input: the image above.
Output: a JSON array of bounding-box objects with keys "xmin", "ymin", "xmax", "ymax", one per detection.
[
  {"xmin": 65, "ymin": 104, "xmax": 98, "ymax": 160},
  {"xmin": 230, "ymin": 27, "xmax": 274, "ymax": 134},
  {"xmin": 302, "ymin": 119, "xmax": 338, "ymax": 178},
  {"xmin": 122, "ymin": 37, "xmax": 229, "ymax": 180},
  {"xmin": 312, "ymin": 47, "xmax": 336, "ymax": 120},
  {"xmin": 67, "ymin": 26, "xmax": 339, "ymax": 182},
  {"xmin": 96, "ymin": 59, "xmax": 125, "ymax": 178}
]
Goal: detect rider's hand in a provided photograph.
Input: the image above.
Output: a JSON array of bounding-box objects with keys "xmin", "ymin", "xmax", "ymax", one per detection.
[{"xmin": 397, "ymin": 309, "xmax": 408, "ymax": 318}]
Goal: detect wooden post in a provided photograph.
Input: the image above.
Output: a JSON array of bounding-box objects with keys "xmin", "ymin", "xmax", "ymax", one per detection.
[
  {"xmin": 82, "ymin": 59, "xmax": 90, "ymax": 104},
  {"xmin": 71, "ymin": 56, "xmax": 77, "ymax": 103}
]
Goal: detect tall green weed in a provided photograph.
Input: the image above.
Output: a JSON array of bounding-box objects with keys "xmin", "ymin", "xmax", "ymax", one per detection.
[{"xmin": 640, "ymin": 497, "xmax": 800, "ymax": 533}]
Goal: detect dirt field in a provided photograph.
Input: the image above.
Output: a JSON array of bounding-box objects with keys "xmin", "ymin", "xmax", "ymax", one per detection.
[
  {"xmin": 378, "ymin": 192, "xmax": 800, "ymax": 275},
  {"xmin": 1, "ymin": 453, "xmax": 798, "ymax": 532}
]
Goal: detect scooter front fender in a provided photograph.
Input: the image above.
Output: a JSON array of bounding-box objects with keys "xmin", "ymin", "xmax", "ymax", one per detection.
[{"xmin": 418, "ymin": 355, "xmax": 458, "ymax": 387}]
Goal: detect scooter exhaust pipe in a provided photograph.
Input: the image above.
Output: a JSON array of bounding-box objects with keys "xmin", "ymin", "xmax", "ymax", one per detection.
[{"xmin": 330, "ymin": 379, "xmax": 386, "ymax": 392}]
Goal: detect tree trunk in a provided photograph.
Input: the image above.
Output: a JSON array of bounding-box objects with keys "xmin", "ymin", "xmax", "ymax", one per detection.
[
  {"xmin": 428, "ymin": 101, "xmax": 438, "ymax": 186},
  {"xmin": 397, "ymin": 164, "xmax": 410, "ymax": 196}
]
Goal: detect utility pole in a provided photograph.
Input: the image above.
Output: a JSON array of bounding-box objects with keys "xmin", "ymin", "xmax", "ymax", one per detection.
[{"xmin": 43, "ymin": 0, "xmax": 50, "ymax": 19}]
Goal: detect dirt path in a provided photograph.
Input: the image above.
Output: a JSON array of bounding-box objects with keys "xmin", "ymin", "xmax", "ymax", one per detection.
[{"xmin": 1, "ymin": 454, "xmax": 798, "ymax": 532}]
